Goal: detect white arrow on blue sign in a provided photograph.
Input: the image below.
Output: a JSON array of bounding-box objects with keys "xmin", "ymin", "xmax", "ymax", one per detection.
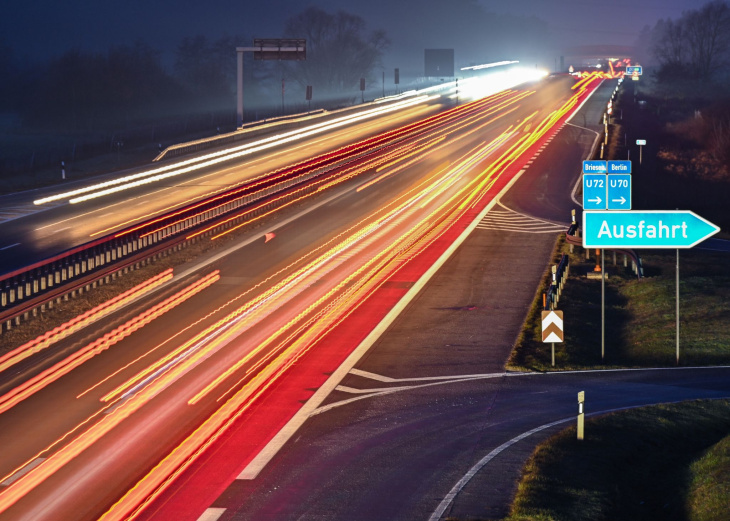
[
  {"xmin": 607, "ymin": 174, "xmax": 631, "ymax": 210},
  {"xmin": 583, "ymin": 210, "xmax": 720, "ymax": 248},
  {"xmin": 583, "ymin": 174, "xmax": 606, "ymax": 210}
]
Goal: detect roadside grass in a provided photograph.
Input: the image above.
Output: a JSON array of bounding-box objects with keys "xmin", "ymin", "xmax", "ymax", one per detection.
[
  {"xmin": 508, "ymin": 77, "xmax": 730, "ymax": 372},
  {"xmin": 502, "ymin": 400, "xmax": 730, "ymax": 521},
  {"xmin": 688, "ymin": 432, "xmax": 730, "ymax": 521},
  {"xmin": 507, "ymin": 240, "xmax": 730, "ymax": 371}
]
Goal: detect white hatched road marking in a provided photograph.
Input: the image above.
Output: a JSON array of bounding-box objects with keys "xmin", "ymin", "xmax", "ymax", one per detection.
[{"xmin": 476, "ymin": 203, "xmax": 567, "ymax": 234}]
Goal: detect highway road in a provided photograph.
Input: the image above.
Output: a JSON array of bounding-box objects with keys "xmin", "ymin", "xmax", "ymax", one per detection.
[
  {"xmin": 0, "ymin": 94, "xmax": 446, "ymax": 273},
  {"xmin": 144, "ymin": 78, "xmax": 730, "ymax": 521},
  {"xmin": 0, "ymin": 74, "xmax": 601, "ymax": 519}
]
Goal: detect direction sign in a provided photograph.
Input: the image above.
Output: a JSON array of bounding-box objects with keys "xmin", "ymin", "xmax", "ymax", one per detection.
[
  {"xmin": 583, "ymin": 160, "xmax": 607, "ymax": 174},
  {"xmin": 608, "ymin": 160, "xmax": 631, "ymax": 174},
  {"xmin": 626, "ymin": 66, "xmax": 642, "ymax": 75},
  {"xmin": 636, "ymin": 139, "xmax": 646, "ymax": 145},
  {"xmin": 582, "ymin": 210, "xmax": 720, "ymax": 248},
  {"xmin": 607, "ymin": 174, "xmax": 631, "ymax": 210},
  {"xmin": 542, "ymin": 310, "xmax": 564, "ymax": 342},
  {"xmin": 583, "ymin": 174, "xmax": 606, "ymax": 210}
]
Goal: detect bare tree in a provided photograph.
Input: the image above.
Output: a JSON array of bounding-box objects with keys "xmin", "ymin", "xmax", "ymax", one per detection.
[
  {"xmin": 282, "ymin": 7, "xmax": 389, "ymax": 96},
  {"xmin": 650, "ymin": 0, "xmax": 730, "ymax": 80},
  {"xmin": 652, "ymin": 18, "xmax": 686, "ymax": 68},
  {"xmin": 683, "ymin": 0, "xmax": 730, "ymax": 79}
]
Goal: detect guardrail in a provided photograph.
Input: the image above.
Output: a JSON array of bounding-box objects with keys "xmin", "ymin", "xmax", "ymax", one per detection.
[
  {"xmin": 0, "ymin": 136, "xmax": 388, "ymax": 333},
  {"xmin": 565, "ymin": 210, "xmax": 643, "ymax": 279},
  {"xmin": 544, "ymin": 254, "xmax": 569, "ymax": 311},
  {"xmin": 154, "ymin": 109, "xmax": 327, "ymax": 161},
  {"xmin": 0, "ymin": 84, "xmax": 462, "ymax": 333},
  {"xmin": 154, "ymin": 82, "xmax": 456, "ymax": 162}
]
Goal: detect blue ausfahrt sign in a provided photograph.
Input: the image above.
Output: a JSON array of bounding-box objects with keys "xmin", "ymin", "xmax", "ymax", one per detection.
[{"xmin": 583, "ymin": 210, "xmax": 720, "ymax": 248}]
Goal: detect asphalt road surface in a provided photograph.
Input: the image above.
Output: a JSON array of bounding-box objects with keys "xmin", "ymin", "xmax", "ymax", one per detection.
[
  {"xmin": 0, "ymin": 76, "xmax": 593, "ymax": 520},
  {"xmin": 149, "ymin": 79, "xmax": 730, "ymax": 521}
]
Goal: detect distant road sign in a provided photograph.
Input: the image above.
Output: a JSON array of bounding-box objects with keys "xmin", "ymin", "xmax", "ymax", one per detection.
[
  {"xmin": 583, "ymin": 160, "xmax": 607, "ymax": 174},
  {"xmin": 542, "ymin": 310, "xmax": 564, "ymax": 342},
  {"xmin": 636, "ymin": 139, "xmax": 646, "ymax": 145},
  {"xmin": 583, "ymin": 210, "xmax": 720, "ymax": 248},
  {"xmin": 583, "ymin": 174, "xmax": 606, "ymax": 210},
  {"xmin": 626, "ymin": 66, "xmax": 643, "ymax": 75},
  {"xmin": 607, "ymin": 160, "xmax": 631, "ymax": 174},
  {"xmin": 606, "ymin": 174, "xmax": 631, "ymax": 210}
]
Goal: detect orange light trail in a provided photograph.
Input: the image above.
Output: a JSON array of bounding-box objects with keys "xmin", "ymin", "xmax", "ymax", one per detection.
[
  {"xmin": 0, "ymin": 271, "xmax": 219, "ymax": 416},
  {"xmin": 0, "ymin": 270, "xmax": 173, "ymax": 375},
  {"xmin": 0, "ymin": 79, "xmax": 602, "ymax": 519}
]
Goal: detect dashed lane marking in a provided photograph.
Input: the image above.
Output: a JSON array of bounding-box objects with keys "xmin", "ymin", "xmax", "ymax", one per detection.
[{"xmin": 196, "ymin": 508, "xmax": 226, "ymax": 521}]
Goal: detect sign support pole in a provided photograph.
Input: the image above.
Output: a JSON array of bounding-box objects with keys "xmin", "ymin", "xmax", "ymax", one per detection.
[
  {"xmin": 601, "ymin": 248, "xmax": 605, "ymax": 362},
  {"xmin": 676, "ymin": 248, "xmax": 680, "ymax": 365},
  {"xmin": 552, "ymin": 342, "xmax": 555, "ymax": 367},
  {"xmin": 236, "ymin": 50, "xmax": 244, "ymax": 127}
]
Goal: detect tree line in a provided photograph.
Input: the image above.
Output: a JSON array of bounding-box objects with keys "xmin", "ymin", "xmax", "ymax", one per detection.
[
  {"xmin": 638, "ymin": 0, "xmax": 730, "ymax": 81},
  {"xmin": 0, "ymin": 7, "xmax": 387, "ymax": 134}
]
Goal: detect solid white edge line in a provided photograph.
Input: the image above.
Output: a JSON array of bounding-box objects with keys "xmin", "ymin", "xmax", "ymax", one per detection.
[
  {"xmin": 564, "ymin": 78, "xmax": 605, "ymax": 208},
  {"xmin": 427, "ymin": 417, "xmax": 572, "ymax": 521},
  {"xmin": 236, "ymin": 170, "xmax": 529, "ymax": 480},
  {"xmin": 428, "ymin": 394, "xmax": 730, "ymax": 521},
  {"xmin": 196, "ymin": 507, "xmax": 226, "ymax": 521},
  {"xmin": 1, "ymin": 458, "xmax": 45, "ymax": 487}
]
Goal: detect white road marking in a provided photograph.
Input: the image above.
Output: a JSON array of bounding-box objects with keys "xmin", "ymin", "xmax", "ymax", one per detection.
[
  {"xmin": 427, "ymin": 417, "xmax": 572, "ymax": 521},
  {"xmin": 566, "ymin": 121, "xmax": 601, "ymax": 208},
  {"xmin": 317, "ymin": 375, "xmax": 508, "ymax": 417},
  {"xmin": 350, "ymin": 368, "xmax": 502, "ymax": 383},
  {"xmin": 428, "ymin": 392, "xmax": 730, "ymax": 521},
  {"xmin": 236, "ymin": 169, "xmax": 529, "ymax": 480},
  {"xmin": 0, "ymin": 243, "xmax": 20, "ymax": 251},
  {"xmin": 196, "ymin": 508, "xmax": 226, "ymax": 521},
  {"xmin": 1, "ymin": 458, "xmax": 45, "ymax": 487}
]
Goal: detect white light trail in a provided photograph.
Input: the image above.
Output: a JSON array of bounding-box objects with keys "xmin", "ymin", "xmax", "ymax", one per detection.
[
  {"xmin": 460, "ymin": 60, "xmax": 519, "ymax": 71},
  {"xmin": 33, "ymin": 95, "xmax": 439, "ymax": 206}
]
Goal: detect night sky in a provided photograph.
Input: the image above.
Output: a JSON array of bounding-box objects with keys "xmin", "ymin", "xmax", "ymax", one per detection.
[{"xmin": 2, "ymin": 0, "xmax": 704, "ymax": 67}]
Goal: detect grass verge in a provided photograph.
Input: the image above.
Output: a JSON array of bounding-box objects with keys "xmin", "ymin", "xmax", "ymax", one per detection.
[
  {"xmin": 504, "ymin": 400, "xmax": 730, "ymax": 521},
  {"xmin": 507, "ymin": 238, "xmax": 730, "ymax": 370}
]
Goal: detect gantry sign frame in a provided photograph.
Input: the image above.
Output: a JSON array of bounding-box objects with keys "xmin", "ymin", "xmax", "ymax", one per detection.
[{"xmin": 236, "ymin": 39, "xmax": 307, "ymax": 127}]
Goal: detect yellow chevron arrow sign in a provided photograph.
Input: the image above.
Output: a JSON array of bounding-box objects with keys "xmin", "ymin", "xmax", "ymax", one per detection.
[{"xmin": 541, "ymin": 310, "xmax": 564, "ymax": 342}]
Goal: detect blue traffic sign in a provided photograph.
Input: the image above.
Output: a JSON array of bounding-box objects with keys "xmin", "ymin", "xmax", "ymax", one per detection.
[
  {"xmin": 607, "ymin": 160, "xmax": 631, "ymax": 174},
  {"xmin": 583, "ymin": 174, "xmax": 606, "ymax": 210},
  {"xmin": 583, "ymin": 160, "xmax": 607, "ymax": 174},
  {"xmin": 626, "ymin": 66, "xmax": 643, "ymax": 75},
  {"xmin": 607, "ymin": 174, "xmax": 631, "ymax": 210},
  {"xmin": 583, "ymin": 211, "xmax": 720, "ymax": 248}
]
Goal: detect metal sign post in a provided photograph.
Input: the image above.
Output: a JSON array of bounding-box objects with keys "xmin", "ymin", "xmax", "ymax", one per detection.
[
  {"xmin": 676, "ymin": 248, "xmax": 680, "ymax": 364},
  {"xmin": 601, "ymin": 248, "xmax": 605, "ymax": 362},
  {"xmin": 636, "ymin": 139, "xmax": 646, "ymax": 165},
  {"xmin": 236, "ymin": 39, "xmax": 306, "ymax": 127}
]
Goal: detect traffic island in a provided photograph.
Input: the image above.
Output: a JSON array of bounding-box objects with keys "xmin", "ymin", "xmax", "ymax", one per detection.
[
  {"xmin": 507, "ymin": 239, "xmax": 730, "ymax": 370},
  {"xmin": 500, "ymin": 400, "xmax": 730, "ymax": 521}
]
